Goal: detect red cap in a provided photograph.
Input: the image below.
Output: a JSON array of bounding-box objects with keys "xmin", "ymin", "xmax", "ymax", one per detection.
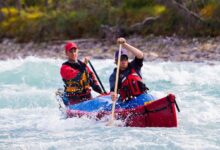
[{"xmin": 65, "ymin": 42, "xmax": 78, "ymax": 52}]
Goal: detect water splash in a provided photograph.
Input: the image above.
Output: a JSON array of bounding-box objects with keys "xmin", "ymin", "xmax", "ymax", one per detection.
[{"xmin": 0, "ymin": 57, "xmax": 220, "ymax": 150}]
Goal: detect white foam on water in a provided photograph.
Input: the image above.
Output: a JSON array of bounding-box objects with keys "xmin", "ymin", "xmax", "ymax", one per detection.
[
  {"xmin": 142, "ymin": 61, "xmax": 220, "ymax": 86},
  {"xmin": 0, "ymin": 57, "xmax": 220, "ymax": 150}
]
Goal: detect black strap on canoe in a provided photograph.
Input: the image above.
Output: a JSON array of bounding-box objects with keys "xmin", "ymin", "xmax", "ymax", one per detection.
[
  {"xmin": 124, "ymin": 95, "xmax": 180, "ymax": 126},
  {"xmin": 143, "ymin": 95, "xmax": 180, "ymax": 114},
  {"xmin": 167, "ymin": 95, "xmax": 180, "ymax": 112},
  {"xmin": 143, "ymin": 104, "xmax": 169, "ymax": 114},
  {"xmin": 174, "ymin": 96, "xmax": 180, "ymax": 112},
  {"xmin": 125, "ymin": 95, "xmax": 180, "ymax": 123}
]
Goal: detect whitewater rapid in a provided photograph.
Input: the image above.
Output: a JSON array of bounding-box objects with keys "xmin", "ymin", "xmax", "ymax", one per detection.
[{"xmin": 0, "ymin": 57, "xmax": 219, "ymax": 150}]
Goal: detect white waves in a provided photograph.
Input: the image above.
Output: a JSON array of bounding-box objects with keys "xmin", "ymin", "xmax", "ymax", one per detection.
[
  {"xmin": 142, "ymin": 61, "xmax": 220, "ymax": 86},
  {"xmin": 0, "ymin": 57, "xmax": 220, "ymax": 150}
]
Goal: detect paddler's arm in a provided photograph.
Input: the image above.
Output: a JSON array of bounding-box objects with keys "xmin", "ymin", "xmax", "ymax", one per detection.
[
  {"xmin": 109, "ymin": 70, "xmax": 118, "ymax": 101},
  {"xmin": 60, "ymin": 64, "xmax": 78, "ymax": 80},
  {"xmin": 117, "ymin": 37, "xmax": 144, "ymax": 59},
  {"xmin": 92, "ymin": 84, "xmax": 102, "ymax": 94},
  {"xmin": 86, "ymin": 65, "xmax": 103, "ymax": 94},
  {"xmin": 83, "ymin": 56, "xmax": 103, "ymax": 94}
]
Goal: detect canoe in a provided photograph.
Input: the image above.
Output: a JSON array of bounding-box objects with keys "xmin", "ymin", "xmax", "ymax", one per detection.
[{"xmin": 56, "ymin": 91, "xmax": 180, "ymax": 127}]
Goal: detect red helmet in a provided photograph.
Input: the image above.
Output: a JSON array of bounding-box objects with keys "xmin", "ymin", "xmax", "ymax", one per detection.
[{"xmin": 65, "ymin": 42, "xmax": 78, "ymax": 52}]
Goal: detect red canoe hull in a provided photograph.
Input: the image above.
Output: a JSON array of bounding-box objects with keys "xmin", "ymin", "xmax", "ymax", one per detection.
[{"xmin": 66, "ymin": 94, "xmax": 178, "ymax": 127}]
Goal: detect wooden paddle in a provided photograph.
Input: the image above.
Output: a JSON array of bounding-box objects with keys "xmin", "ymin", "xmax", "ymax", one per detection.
[{"xmin": 107, "ymin": 44, "xmax": 122, "ymax": 126}]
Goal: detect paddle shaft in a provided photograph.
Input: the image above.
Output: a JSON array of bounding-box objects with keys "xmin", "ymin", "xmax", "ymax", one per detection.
[
  {"xmin": 110, "ymin": 44, "xmax": 122, "ymax": 121},
  {"xmin": 88, "ymin": 60, "xmax": 107, "ymax": 94}
]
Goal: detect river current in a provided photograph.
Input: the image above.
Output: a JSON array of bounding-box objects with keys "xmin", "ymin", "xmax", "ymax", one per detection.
[{"xmin": 0, "ymin": 57, "xmax": 219, "ymax": 150}]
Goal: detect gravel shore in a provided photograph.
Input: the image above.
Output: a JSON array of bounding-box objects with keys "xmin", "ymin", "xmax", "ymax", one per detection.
[{"xmin": 0, "ymin": 36, "xmax": 220, "ymax": 62}]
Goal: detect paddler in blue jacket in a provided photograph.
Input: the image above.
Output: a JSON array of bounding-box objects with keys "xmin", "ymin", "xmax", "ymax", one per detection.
[{"xmin": 109, "ymin": 37, "xmax": 153, "ymax": 103}]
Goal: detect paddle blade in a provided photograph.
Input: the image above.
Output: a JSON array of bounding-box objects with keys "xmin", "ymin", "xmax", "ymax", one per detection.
[
  {"xmin": 106, "ymin": 119, "xmax": 124, "ymax": 127},
  {"xmin": 106, "ymin": 119, "xmax": 114, "ymax": 126}
]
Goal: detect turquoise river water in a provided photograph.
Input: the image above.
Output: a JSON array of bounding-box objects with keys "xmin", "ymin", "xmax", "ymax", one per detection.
[{"xmin": 0, "ymin": 57, "xmax": 219, "ymax": 150}]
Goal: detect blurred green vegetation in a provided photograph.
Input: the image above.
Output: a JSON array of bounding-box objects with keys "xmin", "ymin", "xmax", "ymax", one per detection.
[{"xmin": 0, "ymin": 0, "xmax": 220, "ymax": 42}]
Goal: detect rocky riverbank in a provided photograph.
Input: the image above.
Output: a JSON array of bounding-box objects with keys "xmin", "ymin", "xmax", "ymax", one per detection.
[{"xmin": 0, "ymin": 36, "xmax": 220, "ymax": 62}]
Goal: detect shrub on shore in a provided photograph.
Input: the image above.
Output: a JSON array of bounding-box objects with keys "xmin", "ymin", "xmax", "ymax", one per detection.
[{"xmin": 0, "ymin": 0, "xmax": 220, "ymax": 42}]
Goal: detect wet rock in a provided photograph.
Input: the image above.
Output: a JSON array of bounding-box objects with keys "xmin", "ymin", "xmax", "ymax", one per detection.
[{"xmin": 0, "ymin": 36, "xmax": 220, "ymax": 62}]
